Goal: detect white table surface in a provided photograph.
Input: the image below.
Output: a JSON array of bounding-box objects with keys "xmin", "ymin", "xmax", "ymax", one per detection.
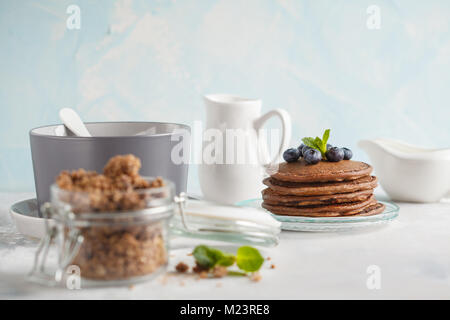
[{"xmin": 1, "ymin": 191, "xmax": 449, "ymax": 300}]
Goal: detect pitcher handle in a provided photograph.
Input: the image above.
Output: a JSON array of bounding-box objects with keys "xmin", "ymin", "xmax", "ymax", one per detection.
[{"xmin": 253, "ymin": 108, "xmax": 291, "ymax": 166}]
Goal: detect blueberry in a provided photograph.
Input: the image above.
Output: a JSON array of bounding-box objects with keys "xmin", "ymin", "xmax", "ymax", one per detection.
[
  {"xmin": 298, "ymin": 143, "xmax": 305, "ymax": 157},
  {"xmin": 302, "ymin": 145, "xmax": 312, "ymax": 156},
  {"xmin": 283, "ymin": 148, "xmax": 301, "ymax": 163},
  {"xmin": 303, "ymin": 148, "xmax": 321, "ymax": 165},
  {"xmin": 342, "ymin": 147, "xmax": 353, "ymax": 160},
  {"xmin": 327, "ymin": 143, "xmax": 333, "ymax": 150},
  {"xmin": 326, "ymin": 147, "xmax": 345, "ymax": 162}
]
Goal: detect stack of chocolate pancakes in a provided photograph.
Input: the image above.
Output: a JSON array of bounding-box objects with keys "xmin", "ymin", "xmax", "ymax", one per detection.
[{"xmin": 262, "ymin": 159, "xmax": 385, "ymax": 217}]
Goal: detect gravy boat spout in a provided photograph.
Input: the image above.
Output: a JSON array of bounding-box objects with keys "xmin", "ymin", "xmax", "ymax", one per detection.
[{"xmin": 358, "ymin": 139, "xmax": 450, "ymax": 203}]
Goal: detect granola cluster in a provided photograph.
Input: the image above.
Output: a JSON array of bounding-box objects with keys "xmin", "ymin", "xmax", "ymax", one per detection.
[{"xmin": 55, "ymin": 154, "xmax": 169, "ymax": 281}]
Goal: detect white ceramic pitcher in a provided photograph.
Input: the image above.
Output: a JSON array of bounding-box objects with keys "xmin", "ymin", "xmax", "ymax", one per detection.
[{"xmin": 199, "ymin": 94, "xmax": 291, "ymax": 204}]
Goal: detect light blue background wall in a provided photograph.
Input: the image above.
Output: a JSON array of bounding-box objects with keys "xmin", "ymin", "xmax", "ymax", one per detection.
[{"xmin": 1, "ymin": 0, "xmax": 449, "ymax": 192}]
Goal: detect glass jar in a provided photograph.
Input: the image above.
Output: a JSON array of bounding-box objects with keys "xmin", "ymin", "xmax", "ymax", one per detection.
[{"xmin": 28, "ymin": 179, "xmax": 176, "ymax": 287}]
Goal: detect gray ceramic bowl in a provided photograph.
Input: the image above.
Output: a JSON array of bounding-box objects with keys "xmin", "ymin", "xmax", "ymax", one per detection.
[{"xmin": 30, "ymin": 122, "xmax": 190, "ymax": 214}]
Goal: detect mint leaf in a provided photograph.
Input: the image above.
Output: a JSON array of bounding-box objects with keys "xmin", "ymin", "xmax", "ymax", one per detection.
[
  {"xmin": 313, "ymin": 136, "xmax": 325, "ymax": 156},
  {"xmin": 193, "ymin": 245, "xmax": 225, "ymax": 269},
  {"xmin": 192, "ymin": 245, "xmax": 264, "ymax": 274},
  {"xmin": 302, "ymin": 137, "xmax": 319, "ymax": 150},
  {"xmin": 217, "ymin": 253, "xmax": 236, "ymax": 267},
  {"xmin": 322, "ymin": 129, "xmax": 330, "ymax": 145},
  {"xmin": 236, "ymin": 246, "xmax": 264, "ymax": 272},
  {"xmin": 314, "ymin": 136, "xmax": 323, "ymax": 150}
]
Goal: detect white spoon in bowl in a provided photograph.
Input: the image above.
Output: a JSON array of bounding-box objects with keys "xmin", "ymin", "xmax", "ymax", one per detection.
[{"xmin": 59, "ymin": 108, "xmax": 92, "ymax": 137}]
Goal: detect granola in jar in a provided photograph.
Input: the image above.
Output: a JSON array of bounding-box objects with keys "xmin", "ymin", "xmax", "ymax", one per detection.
[{"xmin": 51, "ymin": 154, "xmax": 174, "ymax": 282}]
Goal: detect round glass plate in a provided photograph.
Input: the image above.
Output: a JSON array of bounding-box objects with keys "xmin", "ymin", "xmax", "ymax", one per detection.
[{"xmin": 235, "ymin": 199, "xmax": 399, "ymax": 232}]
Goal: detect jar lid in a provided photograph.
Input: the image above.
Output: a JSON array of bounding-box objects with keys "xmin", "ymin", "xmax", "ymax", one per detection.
[{"xmin": 170, "ymin": 195, "xmax": 281, "ymax": 247}]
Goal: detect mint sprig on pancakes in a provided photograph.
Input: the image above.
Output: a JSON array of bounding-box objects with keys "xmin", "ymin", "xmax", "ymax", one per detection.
[{"xmin": 302, "ymin": 129, "xmax": 330, "ymax": 159}]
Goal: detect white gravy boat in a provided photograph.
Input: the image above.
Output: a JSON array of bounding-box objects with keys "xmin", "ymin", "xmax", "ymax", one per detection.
[{"xmin": 358, "ymin": 138, "xmax": 450, "ymax": 203}]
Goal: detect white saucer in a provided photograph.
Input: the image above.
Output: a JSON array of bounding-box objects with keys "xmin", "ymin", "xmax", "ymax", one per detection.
[{"xmin": 10, "ymin": 199, "xmax": 50, "ymax": 239}]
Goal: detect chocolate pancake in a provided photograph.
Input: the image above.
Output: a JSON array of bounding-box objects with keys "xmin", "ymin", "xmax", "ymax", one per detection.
[
  {"xmin": 263, "ymin": 175, "xmax": 378, "ymax": 196},
  {"xmin": 262, "ymin": 188, "xmax": 373, "ymax": 206},
  {"xmin": 263, "ymin": 195, "xmax": 376, "ymax": 213},
  {"xmin": 353, "ymin": 202, "xmax": 385, "ymax": 216},
  {"xmin": 262, "ymin": 200, "xmax": 384, "ymax": 217},
  {"xmin": 270, "ymin": 159, "xmax": 372, "ymax": 183}
]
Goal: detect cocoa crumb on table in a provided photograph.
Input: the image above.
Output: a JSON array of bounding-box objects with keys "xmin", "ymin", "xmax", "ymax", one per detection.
[
  {"xmin": 212, "ymin": 266, "xmax": 228, "ymax": 278},
  {"xmin": 270, "ymin": 264, "xmax": 276, "ymax": 269},
  {"xmin": 159, "ymin": 274, "xmax": 169, "ymax": 285},
  {"xmin": 192, "ymin": 262, "xmax": 209, "ymax": 274},
  {"xmin": 250, "ymin": 272, "xmax": 262, "ymax": 282},
  {"xmin": 175, "ymin": 262, "xmax": 189, "ymax": 273}
]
